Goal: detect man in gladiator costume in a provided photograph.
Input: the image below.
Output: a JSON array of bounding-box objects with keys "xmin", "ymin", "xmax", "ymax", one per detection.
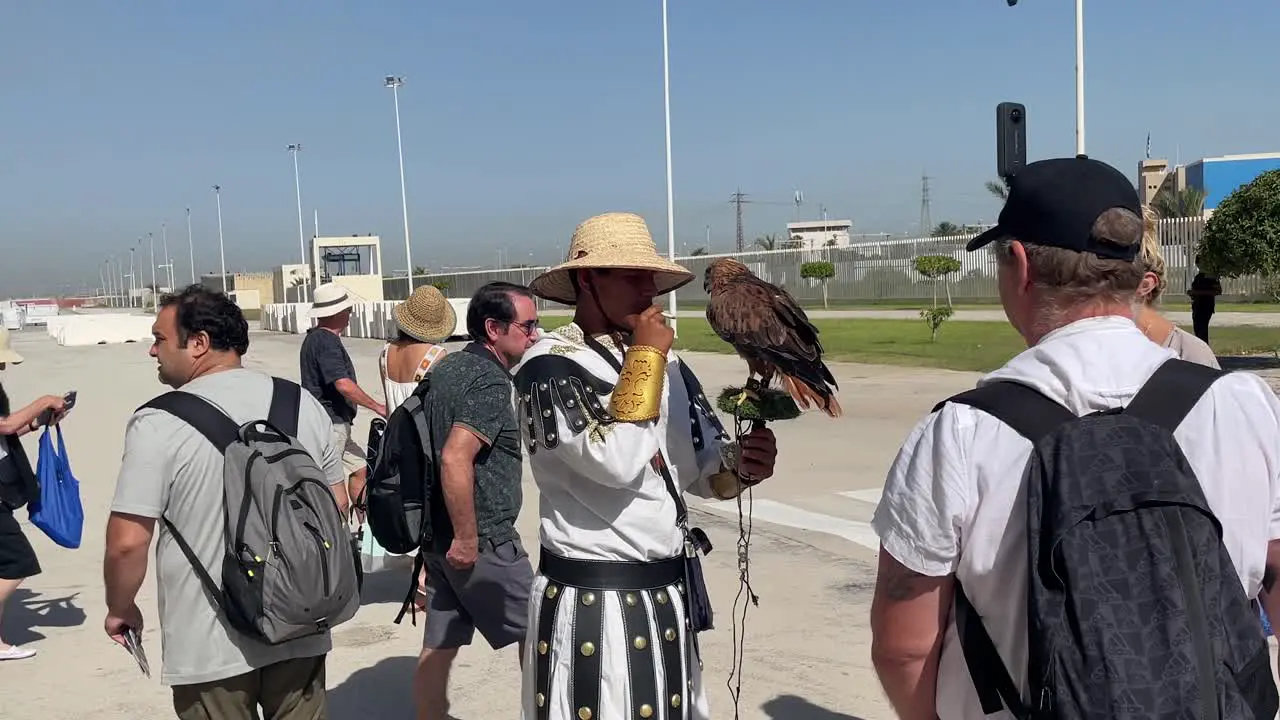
[{"xmin": 513, "ymin": 212, "xmax": 778, "ymax": 720}]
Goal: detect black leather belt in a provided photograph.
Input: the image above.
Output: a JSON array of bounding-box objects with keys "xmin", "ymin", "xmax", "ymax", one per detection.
[{"xmin": 539, "ymin": 547, "xmax": 684, "ymax": 591}]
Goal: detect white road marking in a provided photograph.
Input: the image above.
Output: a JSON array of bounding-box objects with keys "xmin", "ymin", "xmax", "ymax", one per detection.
[
  {"xmin": 838, "ymin": 488, "xmax": 883, "ymax": 507},
  {"xmin": 700, "ymin": 498, "xmax": 881, "ymax": 552}
]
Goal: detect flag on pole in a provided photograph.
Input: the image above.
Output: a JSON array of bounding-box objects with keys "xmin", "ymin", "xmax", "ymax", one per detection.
[{"xmin": 1146, "ymin": 133, "xmax": 1151, "ymax": 159}]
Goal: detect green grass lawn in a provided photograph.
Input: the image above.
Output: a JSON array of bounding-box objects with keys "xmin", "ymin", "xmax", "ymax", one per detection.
[
  {"xmin": 542, "ymin": 316, "xmax": 1280, "ymax": 373},
  {"xmin": 658, "ymin": 298, "xmax": 1280, "ymax": 314}
]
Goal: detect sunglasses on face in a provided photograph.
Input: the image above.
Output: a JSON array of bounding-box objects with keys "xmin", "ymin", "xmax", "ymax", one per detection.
[{"xmin": 511, "ymin": 319, "xmax": 539, "ymax": 335}]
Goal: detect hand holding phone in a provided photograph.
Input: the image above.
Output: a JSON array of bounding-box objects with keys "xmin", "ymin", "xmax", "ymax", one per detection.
[{"xmin": 36, "ymin": 390, "xmax": 75, "ymax": 427}]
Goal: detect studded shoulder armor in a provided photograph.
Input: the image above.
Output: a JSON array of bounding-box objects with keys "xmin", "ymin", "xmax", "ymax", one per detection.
[
  {"xmin": 513, "ymin": 354, "xmax": 616, "ymax": 453},
  {"xmin": 676, "ymin": 360, "xmax": 730, "ymax": 452}
]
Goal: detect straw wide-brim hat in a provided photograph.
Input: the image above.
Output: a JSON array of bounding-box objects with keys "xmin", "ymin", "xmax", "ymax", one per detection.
[
  {"xmin": 0, "ymin": 327, "xmax": 22, "ymax": 365},
  {"xmin": 310, "ymin": 283, "xmax": 355, "ymax": 318},
  {"xmin": 393, "ymin": 285, "xmax": 457, "ymax": 343},
  {"xmin": 529, "ymin": 212, "xmax": 695, "ymax": 305}
]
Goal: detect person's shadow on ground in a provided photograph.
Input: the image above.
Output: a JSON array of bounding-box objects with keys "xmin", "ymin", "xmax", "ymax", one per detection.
[
  {"xmin": 328, "ymin": 655, "xmax": 419, "ymax": 719},
  {"xmin": 761, "ymin": 694, "xmax": 868, "ymax": 720},
  {"xmin": 3, "ymin": 588, "xmax": 86, "ymax": 645}
]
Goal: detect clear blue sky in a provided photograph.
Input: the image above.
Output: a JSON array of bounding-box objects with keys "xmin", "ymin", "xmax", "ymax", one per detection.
[{"xmin": 2, "ymin": 1, "xmax": 1276, "ymax": 295}]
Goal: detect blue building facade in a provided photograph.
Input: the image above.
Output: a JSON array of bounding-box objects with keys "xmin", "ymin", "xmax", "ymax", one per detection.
[{"xmin": 1185, "ymin": 153, "xmax": 1280, "ymax": 211}]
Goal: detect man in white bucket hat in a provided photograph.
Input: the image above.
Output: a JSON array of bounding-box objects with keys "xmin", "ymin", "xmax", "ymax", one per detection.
[
  {"xmin": 300, "ymin": 283, "xmax": 386, "ymax": 516},
  {"xmin": 513, "ymin": 212, "xmax": 778, "ymax": 720}
]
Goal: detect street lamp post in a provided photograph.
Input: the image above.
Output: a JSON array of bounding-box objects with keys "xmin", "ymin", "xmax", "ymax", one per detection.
[
  {"xmin": 115, "ymin": 255, "xmax": 125, "ymax": 308},
  {"xmin": 213, "ymin": 185, "xmax": 228, "ymax": 294},
  {"xmin": 384, "ymin": 75, "xmax": 414, "ymax": 293},
  {"xmin": 1074, "ymin": 0, "xmax": 1084, "ymax": 155},
  {"xmin": 148, "ymin": 232, "xmax": 157, "ymax": 310},
  {"xmin": 161, "ymin": 222, "xmax": 174, "ymax": 292},
  {"xmin": 127, "ymin": 247, "xmax": 137, "ymax": 308},
  {"xmin": 1008, "ymin": 0, "xmax": 1085, "ymax": 155},
  {"xmin": 660, "ymin": 0, "xmax": 679, "ymax": 336},
  {"xmin": 186, "ymin": 207, "xmax": 195, "ymax": 284},
  {"xmin": 287, "ymin": 143, "xmax": 309, "ymax": 301}
]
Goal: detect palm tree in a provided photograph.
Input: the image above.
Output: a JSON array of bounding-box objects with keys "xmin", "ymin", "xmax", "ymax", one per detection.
[
  {"xmin": 689, "ymin": 247, "xmax": 709, "ymax": 256},
  {"xmin": 932, "ymin": 221, "xmax": 962, "ymax": 237},
  {"xmin": 754, "ymin": 233, "xmax": 780, "ymax": 251},
  {"xmin": 985, "ymin": 179, "xmax": 1009, "ymax": 201},
  {"xmin": 1151, "ymin": 187, "xmax": 1207, "ymax": 218}
]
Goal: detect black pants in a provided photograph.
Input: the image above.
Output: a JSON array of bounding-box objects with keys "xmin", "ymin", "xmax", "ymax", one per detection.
[{"xmin": 1192, "ymin": 306, "xmax": 1213, "ymax": 342}]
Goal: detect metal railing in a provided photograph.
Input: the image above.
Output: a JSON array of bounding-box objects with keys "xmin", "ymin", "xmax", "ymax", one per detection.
[{"xmin": 381, "ymin": 217, "xmax": 1270, "ymax": 305}]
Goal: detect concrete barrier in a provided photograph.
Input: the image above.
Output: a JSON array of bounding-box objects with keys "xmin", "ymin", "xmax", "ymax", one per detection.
[
  {"xmin": 53, "ymin": 314, "xmax": 154, "ymax": 346},
  {"xmin": 261, "ymin": 299, "xmax": 470, "ymax": 340}
]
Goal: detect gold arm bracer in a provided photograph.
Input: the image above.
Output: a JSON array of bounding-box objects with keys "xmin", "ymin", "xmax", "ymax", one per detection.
[{"xmin": 609, "ymin": 344, "xmax": 667, "ymax": 423}]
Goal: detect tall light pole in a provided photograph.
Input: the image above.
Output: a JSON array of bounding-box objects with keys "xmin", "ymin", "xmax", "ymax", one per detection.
[
  {"xmin": 127, "ymin": 247, "xmax": 137, "ymax": 308},
  {"xmin": 1074, "ymin": 0, "xmax": 1084, "ymax": 155},
  {"xmin": 287, "ymin": 143, "xmax": 309, "ymax": 301},
  {"xmin": 1008, "ymin": 0, "xmax": 1084, "ymax": 155},
  {"xmin": 384, "ymin": 75, "xmax": 414, "ymax": 292},
  {"xmin": 213, "ymin": 185, "xmax": 228, "ymax": 294},
  {"xmin": 148, "ymin": 232, "xmax": 157, "ymax": 310},
  {"xmin": 161, "ymin": 222, "xmax": 174, "ymax": 292},
  {"xmin": 115, "ymin": 255, "xmax": 125, "ymax": 308},
  {"xmin": 186, "ymin": 207, "xmax": 196, "ymax": 284},
  {"xmin": 660, "ymin": 0, "xmax": 679, "ymax": 335}
]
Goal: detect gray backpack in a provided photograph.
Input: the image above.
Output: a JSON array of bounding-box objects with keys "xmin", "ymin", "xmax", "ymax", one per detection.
[{"xmin": 143, "ymin": 377, "xmax": 360, "ymax": 645}]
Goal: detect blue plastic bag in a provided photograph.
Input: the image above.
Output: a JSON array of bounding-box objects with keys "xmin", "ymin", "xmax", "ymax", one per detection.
[{"xmin": 28, "ymin": 426, "xmax": 84, "ymax": 549}]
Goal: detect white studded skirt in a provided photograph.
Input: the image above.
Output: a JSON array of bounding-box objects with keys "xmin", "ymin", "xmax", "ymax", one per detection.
[{"xmin": 521, "ymin": 548, "xmax": 709, "ymax": 720}]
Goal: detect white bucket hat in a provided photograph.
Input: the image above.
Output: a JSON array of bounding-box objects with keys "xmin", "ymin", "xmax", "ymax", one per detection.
[
  {"xmin": 0, "ymin": 326, "xmax": 23, "ymax": 365},
  {"xmin": 310, "ymin": 283, "xmax": 355, "ymax": 318},
  {"xmin": 529, "ymin": 212, "xmax": 695, "ymax": 305}
]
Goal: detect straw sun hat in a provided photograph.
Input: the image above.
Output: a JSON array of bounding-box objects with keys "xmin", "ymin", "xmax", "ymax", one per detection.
[
  {"xmin": 0, "ymin": 326, "xmax": 23, "ymax": 365},
  {"xmin": 393, "ymin": 285, "xmax": 457, "ymax": 344},
  {"xmin": 529, "ymin": 212, "xmax": 695, "ymax": 305}
]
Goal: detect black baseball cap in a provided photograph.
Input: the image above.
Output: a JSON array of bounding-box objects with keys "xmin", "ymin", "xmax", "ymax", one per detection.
[{"xmin": 967, "ymin": 156, "xmax": 1143, "ymax": 260}]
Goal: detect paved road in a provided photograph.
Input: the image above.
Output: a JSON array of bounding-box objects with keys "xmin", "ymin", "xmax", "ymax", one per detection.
[
  {"xmin": 8, "ymin": 327, "xmax": 951, "ymax": 719},
  {"xmin": 11, "ymin": 324, "xmax": 1280, "ymax": 719},
  {"xmin": 544, "ymin": 307, "xmax": 1280, "ymax": 327}
]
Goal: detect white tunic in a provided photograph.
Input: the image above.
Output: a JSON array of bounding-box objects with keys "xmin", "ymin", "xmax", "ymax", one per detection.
[{"xmin": 512, "ymin": 324, "xmax": 730, "ymax": 720}]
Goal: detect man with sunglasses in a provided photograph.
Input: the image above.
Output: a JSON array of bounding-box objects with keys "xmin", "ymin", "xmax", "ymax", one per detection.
[{"xmin": 412, "ymin": 281, "xmax": 540, "ymax": 720}]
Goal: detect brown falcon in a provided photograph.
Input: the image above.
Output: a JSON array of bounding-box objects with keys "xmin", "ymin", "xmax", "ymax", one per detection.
[{"xmin": 703, "ymin": 257, "xmax": 842, "ymax": 418}]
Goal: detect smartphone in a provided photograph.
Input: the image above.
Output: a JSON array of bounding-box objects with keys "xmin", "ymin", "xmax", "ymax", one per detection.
[{"xmin": 36, "ymin": 391, "xmax": 76, "ymax": 427}]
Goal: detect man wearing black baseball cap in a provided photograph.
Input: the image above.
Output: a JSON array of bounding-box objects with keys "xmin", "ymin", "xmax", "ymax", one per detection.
[
  {"xmin": 869, "ymin": 156, "xmax": 1280, "ymax": 720},
  {"xmin": 966, "ymin": 155, "xmax": 1142, "ymax": 262}
]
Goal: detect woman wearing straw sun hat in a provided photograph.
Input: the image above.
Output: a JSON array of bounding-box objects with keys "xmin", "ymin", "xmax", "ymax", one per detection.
[
  {"xmin": 356, "ymin": 285, "xmax": 457, "ymax": 605},
  {"xmin": 0, "ymin": 326, "xmax": 72, "ymax": 661},
  {"xmin": 512, "ymin": 212, "xmax": 778, "ymax": 720}
]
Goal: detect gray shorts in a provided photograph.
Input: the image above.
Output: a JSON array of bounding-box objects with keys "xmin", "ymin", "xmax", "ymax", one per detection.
[{"xmin": 423, "ymin": 537, "xmax": 533, "ymax": 651}]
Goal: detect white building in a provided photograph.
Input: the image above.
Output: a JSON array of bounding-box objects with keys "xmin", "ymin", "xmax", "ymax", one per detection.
[{"xmin": 786, "ymin": 220, "xmax": 852, "ymax": 250}]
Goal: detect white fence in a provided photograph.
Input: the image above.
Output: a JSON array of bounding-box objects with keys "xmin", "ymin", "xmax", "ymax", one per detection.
[
  {"xmin": 261, "ymin": 298, "xmax": 470, "ymax": 340},
  {"xmin": 377, "ymin": 217, "xmax": 1273, "ymax": 305}
]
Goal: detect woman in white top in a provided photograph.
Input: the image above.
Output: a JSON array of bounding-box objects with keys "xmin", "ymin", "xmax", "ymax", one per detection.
[
  {"xmin": 380, "ymin": 285, "xmax": 455, "ymax": 407},
  {"xmin": 360, "ymin": 285, "xmax": 456, "ymax": 606},
  {"xmin": 1134, "ymin": 207, "xmax": 1221, "ymax": 369}
]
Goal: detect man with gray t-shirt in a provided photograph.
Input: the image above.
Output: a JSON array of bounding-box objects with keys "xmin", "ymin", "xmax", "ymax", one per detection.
[{"xmin": 104, "ymin": 286, "xmax": 347, "ymax": 719}]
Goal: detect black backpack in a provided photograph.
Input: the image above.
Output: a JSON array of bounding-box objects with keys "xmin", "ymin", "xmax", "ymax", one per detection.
[
  {"xmin": 939, "ymin": 359, "xmax": 1278, "ymax": 720},
  {"xmin": 363, "ymin": 376, "xmax": 438, "ymax": 624}
]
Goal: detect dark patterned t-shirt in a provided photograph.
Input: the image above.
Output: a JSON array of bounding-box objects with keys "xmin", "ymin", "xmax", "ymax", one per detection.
[{"xmin": 425, "ymin": 342, "xmax": 522, "ymax": 552}]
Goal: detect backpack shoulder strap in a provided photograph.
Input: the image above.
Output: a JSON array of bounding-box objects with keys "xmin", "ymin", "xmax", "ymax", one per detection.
[
  {"xmin": 1124, "ymin": 358, "xmax": 1228, "ymax": 432},
  {"xmin": 268, "ymin": 377, "xmax": 301, "ymax": 438},
  {"xmin": 136, "ymin": 391, "xmax": 235, "ymax": 612},
  {"xmin": 140, "ymin": 391, "xmax": 240, "ymax": 453},
  {"xmin": 935, "ymin": 381, "xmax": 1076, "ymax": 443}
]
